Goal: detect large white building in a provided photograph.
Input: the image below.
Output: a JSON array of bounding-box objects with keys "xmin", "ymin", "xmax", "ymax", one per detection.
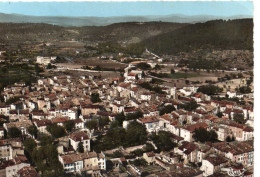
[{"xmin": 36, "ymin": 56, "xmax": 56, "ymax": 65}]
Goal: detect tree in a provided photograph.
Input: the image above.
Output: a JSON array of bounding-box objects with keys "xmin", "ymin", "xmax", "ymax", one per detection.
[
  {"xmin": 125, "ymin": 121, "xmax": 147, "ymax": 147},
  {"xmin": 126, "ymin": 111, "xmax": 143, "ymax": 120},
  {"xmin": 39, "ymin": 135, "xmax": 53, "ymax": 146},
  {"xmin": 233, "ymin": 113, "xmax": 246, "ymax": 124},
  {"xmin": 46, "ymin": 124, "xmax": 66, "ymax": 138},
  {"xmin": 64, "ymin": 120, "xmax": 75, "ymax": 132},
  {"xmin": 110, "ymin": 120, "xmax": 120, "ymax": 129},
  {"xmin": 197, "ymin": 85, "xmax": 223, "ymax": 95},
  {"xmin": 28, "ymin": 126, "xmax": 38, "ymax": 138},
  {"xmin": 144, "ymin": 143, "xmax": 155, "ymax": 152},
  {"xmin": 115, "ymin": 112, "xmax": 126, "ymax": 126},
  {"xmin": 154, "ymin": 64, "xmax": 161, "ymax": 70},
  {"xmin": 130, "ymin": 158, "xmax": 148, "ymax": 166},
  {"xmin": 180, "ymin": 100, "xmax": 198, "ymax": 111},
  {"xmin": 216, "ymin": 112, "xmax": 223, "ymax": 118},
  {"xmin": 85, "ymin": 119, "xmax": 98, "ymax": 130},
  {"xmin": 193, "ymin": 128, "xmax": 218, "ymax": 143},
  {"xmin": 136, "ymin": 63, "xmax": 151, "ymax": 70},
  {"xmin": 77, "ymin": 142, "xmax": 84, "ymax": 153},
  {"xmin": 237, "ymin": 86, "xmax": 252, "ymax": 94},
  {"xmin": 90, "ymin": 93, "xmax": 101, "ymax": 103},
  {"xmin": 226, "ymin": 136, "xmax": 232, "ymax": 142},
  {"xmin": 31, "ymin": 144, "xmax": 64, "ymax": 176},
  {"xmin": 170, "ymin": 69, "xmax": 175, "ymax": 74},
  {"xmin": 8, "ymin": 127, "xmax": 22, "ymax": 138},
  {"xmin": 150, "ymin": 131, "xmax": 176, "ymax": 152},
  {"xmin": 24, "ymin": 138, "xmax": 37, "ymax": 153},
  {"xmin": 99, "ymin": 117, "xmax": 110, "ymax": 129},
  {"xmin": 159, "ymin": 105, "xmax": 176, "ymax": 116}
]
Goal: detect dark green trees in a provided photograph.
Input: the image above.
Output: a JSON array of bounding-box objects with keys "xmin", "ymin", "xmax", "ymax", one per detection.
[{"xmin": 193, "ymin": 127, "xmax": 218, "ymax": 143}]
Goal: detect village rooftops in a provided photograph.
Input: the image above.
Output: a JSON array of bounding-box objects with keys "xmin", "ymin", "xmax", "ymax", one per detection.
[
  {"xmin": 33, "ymin": 119, "xmax": 52, "ymax": 127},
  {"xmin": 183, "ymin": 122, "xmax": 208, "ymax": 132},
  {"xmin": 60, "ymin": 151, "xmax": 102, "ymax": 164},
  {"xmin": 156, "ymin": 167, "xmax": 203, "ymax": 177},
  {"xmin": 204, "ymin": 154, "xmax": 228, "ymax": 166},
  {"xmin": 51, "ymin": 117, "xmax": 69, "ymax": 124},
  {"xmin": 18, "ymin": 166, "xmax": 39, "ymax": 177},
  {"xmin": 5, "ymin": 120, "xmax": 33, "ymax": 129},
  {"xmin": 139, "ymin": 116, "xmax": 159, "ymax": 123},
  {"xmin": 69, "ymin": 131, "xmax": 90, "ymax": 142},
  {"xmin": 212, "ymin": 141, "xmax": 253, "ymax": 155}
]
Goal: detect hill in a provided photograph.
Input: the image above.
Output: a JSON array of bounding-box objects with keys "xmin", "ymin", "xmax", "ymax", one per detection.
[
  {"xmin": 0, "ymin": 12, "xmax": 252, "ymax": 27},
  {"xmin": 0, "ymin": 22, "xmax": 187, "ymax": 49},
  {"xmin": 140, "ymin": 19, "xmax": 253, "ymax": 55}
]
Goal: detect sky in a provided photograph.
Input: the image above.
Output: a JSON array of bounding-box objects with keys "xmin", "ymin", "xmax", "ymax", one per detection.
[{"xmin": 0, "ymin": 1, "xmax": 254, "ymax": 17}]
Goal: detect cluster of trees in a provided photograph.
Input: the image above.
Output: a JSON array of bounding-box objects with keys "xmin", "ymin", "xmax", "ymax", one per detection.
[
  {"xmin": 5, "ymin": 97, "xmax": 20, "ymax": 105},
  {"xmin": 130, "ymin": 158, "xmax": 147, "ymax": 166},
  {"xmin": 197, "ymin": 85, "xmax": 223, "ymax": 95},
  {"xmin": 150, "ymin": 131, "xmax": 177, "ymax": 152},
  {"xmin": 90, "ymin": 93, "xmax": 101, "ymax": 103},
  {"xmin": 0, "ymin": 63, "xmax": 39, "ymax": 91},
  {"xmin": 136, "ymin": 63, "xmax": 151, "ymax": 70},
  {"xmin": 85, "ymin": 117, "xmax": 110, "ymax": 130},
  {"xmin": 149, "ymin": 72, "xmax": 169, "ymax": 78},
  {"xmin": 23, "ymin": 136, "xmax": 64, "ymax": 176},
  {"xmin": 193, "ymin": 127, "xmax": 218, "ymax": 143},
  {"xmin": 64, "ymin": 120, "xmax": 75, "ymax": 132},
  {"xmin": 179, "ymin": 100, "xmax": 199, "ymax": 111},
  {"xmin": 159, "ymin": 105, "xmax": 176, "ymax": 115},
  {"xmin": 46, "ymin": 63, "xmax": 57, "ymax": 69},
  {"xmin": 30, "ymin": 136, "xmax": 64, "ymax": 176},
  {"xmin": 236, "ymin": 86, "xmax": 252, "ymax": 94},
  {"xmin": 93, "ymin": 121, "xmax": 147, "ymax": 152},
  {"xmin": 233, "ymin": 113, "xmax": 247, "ymax": 124},
  {"xmin": 112, "ymin": 112, "xmax": 143, "ymax": 126},
  {"xmin": 94, "ymin": 42, "xmax": 145, "ymax": 57},
  {"xmin": 139, "ymin": 82, "xmax": 166, "ymax": 94},
  {"xmin": 188, "ymin": 58, "xmax": 224, "ymax": 70},
  {"xmin": 46, "ymin": 124, "xmax": 66, "ymax": 138}
]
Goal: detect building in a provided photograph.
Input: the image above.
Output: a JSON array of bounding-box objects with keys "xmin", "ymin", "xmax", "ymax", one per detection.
[{"xmin": 69, "ymin": 131, "xmax": 91, "ymax": 152}]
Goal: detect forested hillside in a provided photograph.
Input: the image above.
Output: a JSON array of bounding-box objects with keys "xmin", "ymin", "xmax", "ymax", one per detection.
[{"xmin": 141, "ymin": 19, "xmax": 253, "ymax": 55}]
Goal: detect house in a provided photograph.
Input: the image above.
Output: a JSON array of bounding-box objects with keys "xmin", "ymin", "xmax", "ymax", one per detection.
[
  {"xmin": 0, "ymin": 105, "xmax": 10, "ymax": 116},
  {"xmin": 32, "ymin": 119, "xmax": 52, "ymax": 134},
  {"xmin": 36, "ymin": 56, "xmax": 56, "ymax": 65},
  {"xmin": 59, "ymin": 152, "xmax": 106, "ymax": 173},
  {"xmin": 0, "ymin": 141, "xmax": 13, "ymax": 160},
  {"xmin": 4, "ymin": 120, "xmax": 33, "ymax": 136},
  {"xmin": 175, "ymin": 141, "xmax": 198, "ymax": 164},
  {"xmin": 9, "ymin": 109, "xmax": 30, "ymax": 122},
  {"xmin": 81, "ymin": 105, "xmax": 101, "ymax": 116},
  {"xmin": 143, "ymin": 152, "xmax": 156, "ymax": 164},
  {"xmin": 83, "ymin": 152, "xmax": 106, "ymax": 173},
  {"xmin": 180, "ymin": 122, "xmax": 208, "ymax": 142},
  {"xmin": 59, "ymin": 153, "xmax": 84, "ymax": 173},
  {"xmin": 69, "ymin": 131, "xmax": 91, "ymax": 152},
  {"xmin": 0, "ymin": 156, "xmax": 30, "ymax": 177},
  {"xmin": 200, "ymin": 154, "xmax": 228, "ymax": 176},
  {"xmin": 51, "ymin": 117, "xmax": 69, "ymax": 127},
  {"xmin": 138, "ymin": 116, "xmax": 159, "ymax": 133},
  {"xmin": 72, "ymin": 119, "xmax": 85, "ymax": 129}
]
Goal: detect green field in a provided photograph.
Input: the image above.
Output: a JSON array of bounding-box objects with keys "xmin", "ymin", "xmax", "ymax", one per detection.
[{"xmin": 168, "ymin": 72, "xmax": 201, "ymax": 79}]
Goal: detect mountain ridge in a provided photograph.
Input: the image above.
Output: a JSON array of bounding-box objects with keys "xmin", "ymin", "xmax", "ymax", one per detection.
[{"xmin": 0, "ymin": 12, "xmax": 252, "ymax": 27}]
